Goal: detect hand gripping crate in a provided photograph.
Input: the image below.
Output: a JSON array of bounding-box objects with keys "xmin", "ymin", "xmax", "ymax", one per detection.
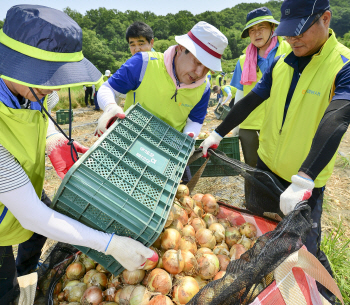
[
  {"xmin": 51, "ymin": 103, "xmax": 194, "ymax": 275},
  {"xmin": 189, "ymin": 136, "xmax": 240, "ymax": 177},
  {"xmin": 56, "ymin": 109, "xmax": 73, "ymax": 125}
]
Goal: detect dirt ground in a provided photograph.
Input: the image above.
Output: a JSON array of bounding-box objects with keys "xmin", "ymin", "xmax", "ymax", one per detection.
[{"xmin": 18, "ymin": 97, "xmax": 349, "ymax": 261}]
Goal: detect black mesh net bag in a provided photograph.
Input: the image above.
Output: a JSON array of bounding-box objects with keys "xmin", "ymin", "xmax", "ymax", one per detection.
[{"xmin": 186, "ymin": 149, "xmax": 312, "ymax": 305}]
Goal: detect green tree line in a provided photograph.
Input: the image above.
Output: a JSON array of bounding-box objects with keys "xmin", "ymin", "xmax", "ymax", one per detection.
[{"xmin": 1, "ymin": 1, "xmax": 349, "ymax": 73}]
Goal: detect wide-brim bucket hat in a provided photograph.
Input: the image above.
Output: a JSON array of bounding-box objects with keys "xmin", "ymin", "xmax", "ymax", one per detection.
[
  {"xmin": 275, "ymin": 0, "xmax": 330, "ymax": 37},
  {"xmin": 0, "ymin": 5, "xmax": 102, "ymax": 89},
  {"xmin": 175, "ymin": 21, "xmax": 228, "ymax": 72},
  {"xmin": 241, "ymin": 7, "xmax": 280, "ymax": 39}
]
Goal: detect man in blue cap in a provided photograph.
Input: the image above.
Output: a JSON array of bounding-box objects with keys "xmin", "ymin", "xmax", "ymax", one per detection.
[
  {"xmin": 201, "ymin": 0, "xmax": 350, "ymax": 302},
  {"xmin": 0, "ymin": 5, "xmax": 157, "ymax": 302}
]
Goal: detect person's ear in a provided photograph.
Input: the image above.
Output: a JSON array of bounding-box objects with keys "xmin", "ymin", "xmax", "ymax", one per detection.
[{"xmin": 150, "ymin": 38, "xmax": 154, "ymax": 47}]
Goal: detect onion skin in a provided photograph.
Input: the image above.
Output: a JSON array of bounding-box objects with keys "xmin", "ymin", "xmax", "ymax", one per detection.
[
  {"xmin": 193, "ymin": 275, "xmax": 208, "ymax": 289},
  {"xmin": 195, "ymin": 228, "xmax": 216, "ymax": 249},
  {"xmin": 66, "ymin": 262, "xmax": 86, "ymax": 280},
  {"xmin": 119, "ymin": 285, "xmax": 136, "ymax": 305},
  {"xmin": 81, "ymin": 286, "xmax": 103, "ymax": 305},
  {"xmin": 213, "ymin": 271, "xmax": 226, "ymax": 280},
  {"xmin": 114, "ymin": 289, "xmax": 122, "ymax": 303},
  {"xmin": 175, "ymin": 184, "xmax": 189, "ymax": 199},
  {"xmin": 179, "ymin": 196, "xmax": 194, "ymax": 214},
  {"xmin": 189, "ymin": 217, "xmax": 206, "ymax": 232},
  {"xmin": 90, "ymin": 272, "xmax": 108, "ymax": 290},
  {"xmin": 152, "ymin": 233, "xmax": 163, "ymax": 249},
  {"xmin": 80, "ymin": 254, "xmax": 96, "ymax": 272},
  {"xmin": 148, "ymin": 295, "xmax": 174, "ymax": 305},
  {"xmin": 209, "ymin": 223, "xmax": 226, "ymax": 243},
  {"xmin": 168, "ymin": 219, "xmax": 184, "ymax": 235},
  {"xmin": 129, "ymin": 285, "xmax": 153, "ymax": 305},
  {"xmin": 122, "ymin": 269, "xmax": 145, "ymax": 285},
  {"xmin": 195, "ymin": 247, "xmax": 213, "ymax": 258},
  {"xmin": 181, "ymin": 250, "xmax": 198, "ymax": 276},
  {"xmin": 203, "ymin": 214, "xmax": 218, "ymax": 228},
  {"xmin": 172, "ymin": 276, "xmax": 199, "ymax": 305},
  {"xmin": 217, "ymin": 254, "xmax": 230, "ymax": 271},
  {"xmin": 190, "ymin": 206, "xmax": 204, "ymax": 218},
  {"xmin": 197, "ymin": 253, "xmax": 220, "ymax": 280},
  {"xmin": 238, "ymin": 235, "xmax": 252, "ymax": 250},
  {"xmin": 230, "ymin": 244, "xmax": 246, "ymax": 260},
  {"xmin": 192, "ymin": 193, "xmax": 204, "ymax": 208},
  {"xmin": 162, "ymin": 250, "xmax": 184, "ymax": 274},
  {"xmin": 240, "ymin": 222, "xmax": 257, "ymax": 238},
  {"xmin": 201, "ymin": 194, "xmax": 219, "ymax": 215},
  {"xmin": 175, "ymin": 208, "xmax": 189, "ymax": 226},
  {"xmin": 147, "ymin": 268, "xmax": 172, "ymax": 295},
  {"xmin": 161, "ymin": 228, "xmax": 181, "ymax": 251},
  {"xmin": 84, "ymin": 269, "xmax": 98, "ymax": 285},
  {"xmin": 218, "ymin": 219, "xmax": 231, "ymax": 229},
  {"xmin": 213, "ymin": 242, "xmax": 230, "ymax": 256},
  {"xmin": 225, "ymin": 227, "xmax": 242, "ymax": 247},
  {"xmin": 179, "ymin": 236, "xmax": 197, "ymax": 255},
  {"xmin": 182, "ymin": 225, "xmax": 196, "ymax": 238},
  {"xmin": 164, "ymin": 211, "xmax": 174, "ymax": 228},
  {"xmin": 67, "ymin": 282, "xmax": 87, "ymax": 302}
]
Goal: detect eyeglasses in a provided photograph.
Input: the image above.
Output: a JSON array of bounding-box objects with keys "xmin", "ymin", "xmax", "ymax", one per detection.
[{"xmin": 285, "ymin": 12, "xmax": 324, "ymax": 40}]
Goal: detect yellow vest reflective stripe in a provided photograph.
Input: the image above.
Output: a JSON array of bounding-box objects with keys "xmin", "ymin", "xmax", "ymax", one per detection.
[
  {"xmin": 124, "ymin": 52, "xmax": 207, "ymax": 132},
  {"xmin": 258, "ymin": 30, "xmax": 350, "ymax": 187},
  {"xmin": 0, "ymin": 99, "xmax": 48, "ymax": 246},
  {"xmin": 221, "ymin": 85, "xmax": 237, "ymax": 98},
  {"xmin": 239, "ymin": 38, "xmax": 291, "ymax": 130}
]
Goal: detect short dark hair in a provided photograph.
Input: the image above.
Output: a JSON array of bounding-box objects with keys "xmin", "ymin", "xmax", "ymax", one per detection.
[
  {"xmin": 213, "ymin": 85, "xmax": 220, "ymax": 92},
  {"xmin": 126, "ymin": 21, "xmax": 154, "ymax": 43}
]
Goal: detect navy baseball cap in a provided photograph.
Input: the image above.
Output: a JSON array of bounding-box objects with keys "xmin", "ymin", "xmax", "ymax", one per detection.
[
  {"xmin": 275, "ymin": 0, "xmax": 330, "ymax": 37},
  {"xmin": 241, "ymin": 7, "xmax": 280, "ymax": 39}
]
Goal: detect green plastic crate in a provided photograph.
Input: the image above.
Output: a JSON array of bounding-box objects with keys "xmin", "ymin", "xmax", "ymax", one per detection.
[
  {"xmin": 56, "ymin": 109, "xmax": 73, "ymax": 125},
  {"xmin": 208, "ymin": 98, "xmax": 217, "ymax": 107},
  {"xmin": 214, "ymin": 105, "xmax": 224, "ymax": 119},
  {"xmin": 219, "ymin": 105, "xmax": 231, "ymax": 120},
  {"xmin": 189, "ymin": 136, "xmax": 240, "ymax": 177},
  {"xmin": 51, "ymin": 103, "xmax": 194, "ymax": 275}
]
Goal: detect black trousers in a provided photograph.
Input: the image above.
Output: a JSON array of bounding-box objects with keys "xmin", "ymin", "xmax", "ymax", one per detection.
[
  {"xmin": 84, "ymin": 87, "xmax": 94, "ymax": 106},
  {"xmin": 239, "ymin": 129, "xmax": 259, "ymax": 167},
  {"xmin": 0, "ymin": 190, "xmax": 51, "ymax": 300}
]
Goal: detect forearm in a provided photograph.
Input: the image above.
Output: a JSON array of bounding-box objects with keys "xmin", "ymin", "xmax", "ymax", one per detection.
[
  {"xmin": 300, "ymin": 99, "xmax": 350, "ymax": 180},
  {"xmin": 222, "ymin": 93, "xmax": 232, "ymax": 105},
  {"xmin": 216, "ymin": 91, "xmax": 264, "ymax": 136},
  {"xmin": 2, "ymin": 182, "xmax": 111, "ymax": 252},
  {"xmin": 183, "ymin": 118, "xmax": 202, "ymax": 139},
  {"xmin": 97, "ymin": 82, "xmax": 124, "ymax": 111}
]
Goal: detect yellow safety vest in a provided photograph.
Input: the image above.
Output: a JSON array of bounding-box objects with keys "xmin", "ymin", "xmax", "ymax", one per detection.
[
  {"xmin": 239, "ymin": 38, "xmax": 291, "ymax": 130},
  {"xmin": 0, "ymin": 99, "xmax": 48, "ymax": 246},
  {"xmin": 124, "ymin": 52, "xmax": 207, "ymax": 132},
  {"xmin": 258, "ymin": 30, "xmax": 350, "ymax": 187},
  {"xmin": 221, "ymin": 85, "xmax": 237, "ymax": 98}
]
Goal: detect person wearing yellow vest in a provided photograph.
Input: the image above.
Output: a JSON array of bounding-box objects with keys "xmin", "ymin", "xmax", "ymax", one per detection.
[
  {"xmin": 206, "ymin": 70, "xmax": 214, "ymax": 88},
  {"xmin": 201, "ymin": 1, "xmax": 350, "ymax": 302},
  {"xmin": 0, "ymin": 5, "xmax": 158, "ymax": 301},
  {"xmin": 95, "ymin": 22, "xmax": 228, "ymax": 183},
  {"xmin": 230, "ymin": 7, "xmax": 291, "ymax": 167},
  {"xmin": 213, "ymin": 85, "xmax": 237, "ymax": 108}
]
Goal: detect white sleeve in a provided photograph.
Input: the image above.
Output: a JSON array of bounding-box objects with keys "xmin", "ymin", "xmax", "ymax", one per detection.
[
  {"xmin": 1, "ymin": 181, "xmax": 111, "ymax": 252},
  {"xmin": 222, "ymin": 92, "xmax": 232, "ymax": 105},
  {"xmin": 97, "ymin": 82, "xmax": 124, "ymax": 111},
  {"xmin": 182, "ymin": 118, "xmax": 203, "ymax": 139},
  {"xmin": 234, "ymin": 89, "xmax": 244, "ymax": 104}
]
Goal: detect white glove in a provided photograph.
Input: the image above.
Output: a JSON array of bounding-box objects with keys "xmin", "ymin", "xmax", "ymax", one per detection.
[
  {"xmin": 232, "ymin": 126, "xmax": 240, "ymax": 137},
  {"xmin": 199, "ymin": 131, "xmax": 223, "ymax": 158},
  {"xmin": 280, "ymin": 175, "xmax": 314, "ymax": 215},
  {"xmin": 94, "ymin": 103, "xmax": 125, "ymax": 137},
  {"xmin": 105, "ymin": 235, "xmax": 158, "ymax": 271}
]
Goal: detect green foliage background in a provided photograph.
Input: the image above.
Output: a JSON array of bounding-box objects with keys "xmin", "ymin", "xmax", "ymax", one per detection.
[{"xmin": 1, "ymin": 1, "xmax": 349, "ymax": 74}]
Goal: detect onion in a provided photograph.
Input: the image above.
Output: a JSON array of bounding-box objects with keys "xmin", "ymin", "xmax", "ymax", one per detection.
[
  {"xmin": 213, "ymin": 271, "xmax": 226, "ymax": 280},
  {"xmin": 182, "ymin": 225, "xmax": 196, "ymax": 238},
  {"xmin": 148, "ymin": 295, "xmax": 174, "ymax": 305},
  {"xmin": 190, "ymin": 206, "xmax": 204, "ymax": 218},
  {"xmin": 57, "ymin": 292, "xmax": 65, "ymax": 302},
  {"xmin": 195, "ymin": 247, "xmax": 213, "ymax": 258},
  {"xmin": 162, "ymin": 250, "xmax": 184, "ymax": 274},
  {"xmin": 53, "ymin": 282, "xmax": 62, "ymax": 295},
  {"xmin": 192, "ymin": 193, "xmax": 204, "ymax": 208},
  {"xmin": 175, "ymin": 184, "xmax": 189, "ymax": 199},
  {"xmin": 217, "ymin": 254, "xmax": 230, "ymax": 271},
  {"xmin": 122, "ymin": 269, "xmax": 145, "ymax": 285},
  {"xmin": 65, "ymin": 282, "xmax": 87, "ymax": 302},
  {"xmin": 179, "ymin": 196, "xmax": 194, "ymax": 214},
  {"xmin": 168, "ymin": 219, "xmax": 184, "ymax": 234},
  {"xmin": 201, "ymin": 194, "xmax": 219, "ymax": 215},
  {"xmin": 114, "ymin": 288, "xmax": 122, "ymax": 303},
  {"xmin": 156, "ymin": 256, "xmax": 163, "ymax": 269},
  {"xmin": 197, "ymin": 253, "xmax": 220, "ymax": 279},
  {"xmin": 240, "ymin": 222, "xmax": 257, "ymax": 238},
  {"xmin": 80, "ymin": 254, "xmax": 96, "ymax": 272},
  {"xmin": 172, "ymin": 276, "xmax": 199, "ymax": 304},
  {"xmin": 193, "ymin": 275, "xmax": 208, "ymax": 289},
  {"xmin": 165, "ymin": 210, "xmax": 174, "ymax": 228},
  {"xmin": 84, "ymin": 269, "xmax": 98, "ymax": 285},
  {"xmin": 119, "ymin": 285, "xmax": 136, "ymax": 305},
  {"xmin": 195, "ymin": 228, "xmax": 216, "ymax": 249},
  {"xmin": 90, "ymin": 272, "xmax": 108, "ymax": 289},
  {"xmin": 250, "ymin": 237, "xmax": 257, "ymax": 248},
  {"xmin": 181, "ymin": 250, "xmax": 198, "ymax": 275},
  {"xmin": 152, "ymin": 233, "xmax": 163, "ymax": 249},
  {"xmin": 143, "ymin": 247, "xmax": 159, "ymax": 271},
  {"xmin": 103, "ymin": 287, "xmax": 117, "ymax": 301},
  {"xmin": 189, "ymin": 217, "xmax": 206, "ymax": 232},
  {"xmin": 225, "ymin": 226, "xmax": 242, "ymax": 247},
  {"xmin": 230, "ymin": 244, "xmax": 246, "ymax": 260},
  {"xmin": 96, "ymin": 264, "xmax": 109, "ymax": 274},
  {"xmin": 161, "ymin": 228, "xmax": 181, "ymax": 250},
  {"xmin": 108, "ymin": 275, "xmax": 122, "ymax": 289},
  {"xmin": 203, "ymin": 213, "xmax": 218, "ymax": 227},
  {"xmin": 213, "ymin": 242, "xmax": 229, "ymax": 256},
  {"xmin": 179, "ymin": 236, "xmax": 197, "ymax": 255},
  {"xmin": 147, "ymin": 268, "xmax": 172, "ymax": 295},
  {"xmin": 209, "ymin": 223, "xmax": 226, "ymax": 243},
  {"xmin": 129, "ymin": 285, "xmax": 154, "ymax": 305},
  {"xmin": 63, "ymin": 279, "xmax": 80, "ymax": 291},
  {"xmin": 176, "ymin": 208, "xmax": 188, "ymax": 226},
  {"xmin": 142, "ymin": 271, "xmax": 151, "ymax": 286},
  {"xmin": 238, "ymin": 235, "xmax": 252, "ymax": 250},
  {"xmin": 81, "ymin": 286, "xmax": 103, "ymax": 305},
  {"xmin": 66, "ymin": 262, "xmax": 86, "ymax": 280},
  {"xmin": 218, "ymin": 219, "xmax": 231, "ymax": 229}
]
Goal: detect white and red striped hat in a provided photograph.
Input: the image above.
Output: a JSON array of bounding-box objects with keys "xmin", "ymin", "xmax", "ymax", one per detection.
[{"xmin": 175, "ymin": 21, "xmax": 228, "ymax": 72}]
